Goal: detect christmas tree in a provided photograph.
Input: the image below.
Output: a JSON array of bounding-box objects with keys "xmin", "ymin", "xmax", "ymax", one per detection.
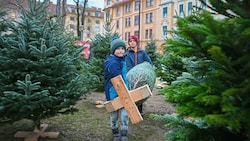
[
  {"xmin": 0, "ymin": 0, "xmax": 91, "ymax": 129},
  {"xmin": 87, "ymin": 20, "xmax": 120, "ymax": 92},
  {"xmin": 151, "ymin": 0, "xmax": 250, "ymax": 140}
]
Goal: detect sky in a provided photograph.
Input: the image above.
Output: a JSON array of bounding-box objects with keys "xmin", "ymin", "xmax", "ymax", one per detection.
[{"xmin": 50, "ymin": 0, "xmax": 104, "ymax": 9}]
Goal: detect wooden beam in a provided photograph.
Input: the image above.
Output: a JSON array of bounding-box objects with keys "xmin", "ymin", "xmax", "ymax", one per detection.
[{"xmin": 104, "ymin": 85, "xmax": 152, "ymax": 112}]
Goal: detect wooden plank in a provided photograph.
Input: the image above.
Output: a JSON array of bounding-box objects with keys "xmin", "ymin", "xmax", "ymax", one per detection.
[
  {"xmin": 14, "ymin": 131, "xmax": 36, "ymax": 138},
  {"xmin": 24, "ymin": 135, "xmax": 39, "ymax": 141},
  {"xmin": 111, "ymin": 75, "xmax": 143, "ymax": 124},
  {"xmin": 104, "ymin": 85, "xmax": 152, "ymax": 112},
  {"xmin": 40, "ymin": 132, "xmax": 59, "ymax": 138}
]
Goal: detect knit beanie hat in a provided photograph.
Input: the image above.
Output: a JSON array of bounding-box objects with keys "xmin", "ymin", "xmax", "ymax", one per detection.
[
  {"xmin": 128, "ymin": 35, "xmax": 139, "ymax": 44},
  {"xmin": 110, "ymin": 37, "xmax": 126, "ymax": 54}
]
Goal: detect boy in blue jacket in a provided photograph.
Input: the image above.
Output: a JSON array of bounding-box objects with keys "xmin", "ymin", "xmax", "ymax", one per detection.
[
  {"xmin": 104, "ymin": 37, "xmax": 129, "ymax": 141},
  {"xmin": 126, "ymin": 35, "xmax": 153, "ymax": 116}
]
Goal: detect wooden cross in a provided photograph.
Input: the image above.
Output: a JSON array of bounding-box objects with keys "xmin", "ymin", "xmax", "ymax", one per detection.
[
  {"xmin": 104, "ymin": 75, "xmax": 152, "ymax": 124},
  {"xmin": 14, "ymin": 123, "xmax": 59, "ymax": 141}
]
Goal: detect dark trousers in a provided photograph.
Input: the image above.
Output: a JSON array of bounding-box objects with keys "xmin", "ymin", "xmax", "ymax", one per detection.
[{"xmin": 137, "ymin": 103, "xmax": 143, "ymax": 113}]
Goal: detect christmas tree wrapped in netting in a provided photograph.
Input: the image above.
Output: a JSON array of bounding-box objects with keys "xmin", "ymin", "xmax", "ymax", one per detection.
[{"xmin": 127, "ymin": 62, "xmax": 156, "ymax": 91}]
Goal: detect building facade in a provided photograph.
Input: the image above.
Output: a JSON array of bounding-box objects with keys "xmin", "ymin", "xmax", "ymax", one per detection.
[
  {"xmin": 64, "ymin": 5, "xmax": 104, "ymax": 41},
  {"xmin": 0, "ymin": 0, "xmax": 104, "ymax": 42},
  {"xmin": 103, "ymin": 0, "xmax": 210, "ymax": 54}
]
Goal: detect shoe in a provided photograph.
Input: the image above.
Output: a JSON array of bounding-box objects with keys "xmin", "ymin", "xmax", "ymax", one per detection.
[
  {"xmin": 120, "ymin": 130, "xmax": 128, "ymax": 141},
  {"xmin": 112, "ymin": 128, "xmax": 120, "ymax": 141}
]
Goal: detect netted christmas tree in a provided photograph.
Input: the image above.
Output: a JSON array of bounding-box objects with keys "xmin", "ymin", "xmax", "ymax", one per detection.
[
  {"xmin": 0, "ymin": 0, "xmax": 92, "ymax": 129},
  {"xmin": 151, "ymin": 0, "xmax": 250, "ymax": 140},
  {"xmin": 127, "ymin": 62, "xmax": 156, "ymax": 91}
]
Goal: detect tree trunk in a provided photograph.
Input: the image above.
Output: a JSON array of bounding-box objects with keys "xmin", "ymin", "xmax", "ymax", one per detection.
[
  {"xmin": 56, "ymin": 0, "xmax": 61, "ymax": 15},
  {"xmin": 61, "ymin": 0, "xmax": 67, "ymax": 26},
  {"xmin": 81, "ymin": 0, "xmax": 88, "ymax": 40}
]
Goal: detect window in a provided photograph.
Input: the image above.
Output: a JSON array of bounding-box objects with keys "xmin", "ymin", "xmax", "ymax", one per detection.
[
  {"xmin": 87, "ymin": 26, "xmax": 91, "ymax": 31},
  {"xmin": 146, "ymin": 0, "xmax": 153, "ymax": 7},
  {"xmin": 145, "ymin": 29, "xmax": 152, "ymax": 39},
  {"xmin": 88, "ymin": 18, "xmax": 91, "ymax": 23},
  {"xmin": 71, "ymin": 9, "xmax": 76, "ymax": 14},
  {"xmin": 70, "ymin": 24, "xmax": 74, "ymax": 29},
  {"xmin": 106, "ymin": 10, "xmax": 110, "ymax": 21},
  {"xmin": 95, "ymin": 12, "xmax": 99, "ymax": 17},
  {"xmin": 135, "ymin": 1, "xmax": 140, "ymax": 10},
  {"xmin": 146, "ymin": 13, "xmax": 153, "ymax": 23},
  {"xmin": 70, "ymin": 16, "xmax": 75, "ymax": 21},
  {"xmin": 116, "ymin": 7, "xmax": 120, "ymax": 15},
  {"xmin": 125, "ymin": 18, "xmax": 131, "ymax": 27},
  {"xmin": 162, "ymin": 26, "xmax": 167, "ymax": 36},
  {"xmin": 125, "ymin": 4, "xmax": 132, "ymax": 13},
  {"xmin": 201, "ymin": 0, "xmax": 207, "ymax": 9},
  {"xmin": 107, "ymin": 0, "xmax": 111, "ymax": 5},
  {"xmin": 134, "ymin": 15, "xmax": 139, "ymax": 25},
  {"xmin": 125, "ymin": 32, "xmax": 130, "ymax": 41},
  {"xmin": 179, "ymin": 4, "xmax": 184, "ymax": 17},
  {"xmin": 116, "ymin": 20, "xmax": 119, "ymax": 28},
  {"xmin": 96, "ymin": 20, "xmax": 100, "ymax": 24},
  {"xmin": 188, "ymin": 2, "xmax": 192, "ymax": 15},
  {"xmin": 134, "ymin": 31, "xmax": 139, "ymax": 38},
  {"xmin": 95, "ymin": 27, "xmax": 100, "ymax": 32},
  {"xmin": 163, "ymin": 7, "xmax": 168, "ymax": 18},
  {"xmin": 149, "ymin": 29, "xmax": 153, "ymax": 39}
]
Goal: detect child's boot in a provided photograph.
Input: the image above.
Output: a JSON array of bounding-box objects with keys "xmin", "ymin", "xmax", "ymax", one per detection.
[
  {"xmin": 120, "ymin": 130, "xmax": 128, "ymax": 141},
  {"xmin": 112, "ymin": 128, "xmax": 120, "ymax": 141}
]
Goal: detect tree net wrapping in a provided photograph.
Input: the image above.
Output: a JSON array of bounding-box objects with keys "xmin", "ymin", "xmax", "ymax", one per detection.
[{"xmin": 127, "ymin": 62, "xmax": 156, "ymax": 91}]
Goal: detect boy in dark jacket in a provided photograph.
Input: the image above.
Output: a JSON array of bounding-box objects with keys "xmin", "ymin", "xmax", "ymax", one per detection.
[
  {"xmin": 126, "ymin": 35, "xmax": 153, "ymax": 116},
  {"xmin": 104, "ymin": 37, "xmax": 129, "ymax": 141}
]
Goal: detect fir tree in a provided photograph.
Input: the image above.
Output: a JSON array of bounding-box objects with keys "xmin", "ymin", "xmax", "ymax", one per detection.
[
  {"xmin": 145, "ymin": 38, "xmax": 157, "ymax": 65},
  {"xmin": 151, "ymin": 0, "xmax": 250, "ymax": 140},
  {"xmin": 87, "ymin": 21, "xmax": 120, "ymax": 92},
  {"xmin": 0, "ymin": 0, "xmax": 91, "ymax": 129}
]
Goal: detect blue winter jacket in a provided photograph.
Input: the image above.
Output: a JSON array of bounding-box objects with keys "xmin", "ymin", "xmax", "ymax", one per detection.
[
  {"xmin": 126, "ymin": 46, "xmax": 153, "ymax": 72},
  {"xmin": 104, "ymin": 54, "xmax": 129, "ymax": 101}
]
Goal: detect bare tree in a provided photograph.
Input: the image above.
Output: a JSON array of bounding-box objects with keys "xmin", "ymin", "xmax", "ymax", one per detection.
[
  {"xmin": 73, "ymin": 0, "xmax": 88, "ymax": 40},
  {"xmin": 61, "ymin": 0, "xmax": 67, "ymax": 26},
  {"xmin": 81, "ymin": 0, "xmax": 88, "ymax": 40},
  {"xmin": 55, "ymin": 0, "xmax": 66, "ymax": 27},
  {"xmin": 56, "ymin": 0, "xmax": 61, "ymax": 15},
  {"xmin": 73, "ymin": 0, "xmax": 80, "ymax": 37}
]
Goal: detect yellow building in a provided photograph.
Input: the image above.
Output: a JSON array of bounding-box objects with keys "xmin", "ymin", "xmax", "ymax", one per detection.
[{"xmin": 103, "ymin": 0, "xmax": 211, "ymax": 54}]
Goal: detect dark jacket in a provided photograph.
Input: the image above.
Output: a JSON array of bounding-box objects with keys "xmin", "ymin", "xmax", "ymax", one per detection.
[
  {"xmin": 126, "ymin": 46, "xmax": 153, "ymax": 72},
  {"xmin": 104, "ymin": 54, "xmax": 129, "ymax": 101}
]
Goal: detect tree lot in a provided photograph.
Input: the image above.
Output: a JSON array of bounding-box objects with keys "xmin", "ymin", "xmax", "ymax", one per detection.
[{"xmin": 0, "ymin": 0, "xmax": 250, "ymax": 141}]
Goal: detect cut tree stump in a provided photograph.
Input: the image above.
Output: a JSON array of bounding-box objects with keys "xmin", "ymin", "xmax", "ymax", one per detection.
[
  {"xmin": 14, "ymin": 123, "xmax": 59, "ymax": 141},
  {"xmin": 104, "ymin": 75, "xmax": 152, "ymax": 124}
]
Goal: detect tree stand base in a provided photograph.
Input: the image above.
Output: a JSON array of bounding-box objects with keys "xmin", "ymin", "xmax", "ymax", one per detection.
[{"xmin": 14, "ymin": 123, "xmax": 59, "ymax": 141}]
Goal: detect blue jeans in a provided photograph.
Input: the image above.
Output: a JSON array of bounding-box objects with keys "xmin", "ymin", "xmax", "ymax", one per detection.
[{"xmin": 110, "ymin": 108, "xmax": 129, "ymax": 130}]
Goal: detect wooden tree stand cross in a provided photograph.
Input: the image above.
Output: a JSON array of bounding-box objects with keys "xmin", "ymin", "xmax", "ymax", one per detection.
[
  {"xmin": 104, "ymin": 75, "xmax": 153, "ymax": 124},
  {"xmin": 14, "ymin": 123, "xmax": 59, "ymax": 141}
]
